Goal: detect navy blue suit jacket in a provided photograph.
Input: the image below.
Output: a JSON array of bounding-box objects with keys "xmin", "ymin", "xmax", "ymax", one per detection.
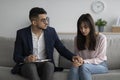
[{"xmin": 12, "ymin": 26, "xmax": 74, "ymax": 73}]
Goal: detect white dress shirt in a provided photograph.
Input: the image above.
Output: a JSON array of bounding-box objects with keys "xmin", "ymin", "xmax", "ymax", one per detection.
[{"xmin": 32, "ymin": 31, "xmax": 46, "ymax": 59}]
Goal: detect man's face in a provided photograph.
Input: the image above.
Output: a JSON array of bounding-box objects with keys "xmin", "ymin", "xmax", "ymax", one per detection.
[{"xmin": 32, "ymin": 14, "xmax": 48, "ymax": 30}]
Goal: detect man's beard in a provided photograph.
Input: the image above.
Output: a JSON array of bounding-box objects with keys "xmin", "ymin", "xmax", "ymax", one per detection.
[{"xmin": 37, "ymin": 26, "xmax": 47, "ymax": 30}]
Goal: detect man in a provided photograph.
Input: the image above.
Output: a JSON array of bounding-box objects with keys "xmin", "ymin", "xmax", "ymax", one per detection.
[{"xmin": 12, "ymin": 7, "xmax": 82, "ymax": 80}]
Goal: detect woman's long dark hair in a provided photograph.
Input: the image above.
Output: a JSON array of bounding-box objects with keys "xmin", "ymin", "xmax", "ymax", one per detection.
[{"xmin": 77, "ymin": 13, "xmax": 96, "ymax": 50}]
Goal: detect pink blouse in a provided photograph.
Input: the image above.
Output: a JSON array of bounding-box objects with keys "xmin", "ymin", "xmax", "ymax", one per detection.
[{"xmin": 74, "ymin": 33, "xmax": 107, "ymax": 64}]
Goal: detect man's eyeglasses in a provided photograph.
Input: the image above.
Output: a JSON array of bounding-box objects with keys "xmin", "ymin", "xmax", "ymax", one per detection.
[{"xmin": 40, "ymin": 17, "xmax": 49, "ymax": 23}]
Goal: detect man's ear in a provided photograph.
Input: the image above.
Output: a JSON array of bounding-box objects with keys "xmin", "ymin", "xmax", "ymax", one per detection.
[{"xmin": 32, "ymin": 21, "xmax": 37, "ymax": 26}]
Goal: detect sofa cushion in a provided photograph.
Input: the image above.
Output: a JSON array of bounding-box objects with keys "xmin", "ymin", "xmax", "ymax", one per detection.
[
  {"xmin": 0, "ymin": 66, "xmax": 27, "ymax": 80},
  {"xmin": 1, "ymin": 67, "xmax": 120, "ymax": 80},
  {"xmin": 53, "ymin": 49, "xmax": 60, "ymax": 67},
  {"xmin": 59, "ymin": 39, "xmax": 74, "ymax": 69},
  {"xmin": 92, "ymin": 69, "xmax": 120, "ymax": 80},
  {"xmin": 54, "ymin": 69, "xmax": 120, "ymax": 80},
  {"xmin": 53, "ymin": 70, "xmax": 69, "ymax": 80},
  {"xmin": 0, "ymin": 67, "xmax": 68, "ymax": 80},
  {"xmin": 106, "ymin": 35, "xmax": 120, "ymax": 69},
  {"xmin": 0, "ymin": 37, "xmax": 15, "ymax": 67},
  {"xmin": 55, "ymin": 69, "xmax": 120, "ymax": 80}
]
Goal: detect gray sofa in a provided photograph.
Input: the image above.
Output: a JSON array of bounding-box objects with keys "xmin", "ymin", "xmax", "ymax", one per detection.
[{"xmin": 0, "ymin": 33, "xmax": 120, "ymax": 80}]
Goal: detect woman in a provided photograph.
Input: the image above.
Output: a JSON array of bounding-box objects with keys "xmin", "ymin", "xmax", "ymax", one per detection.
[{"xmin": 68, "ymin": 13, "xmax": 108, "ymax": 80}]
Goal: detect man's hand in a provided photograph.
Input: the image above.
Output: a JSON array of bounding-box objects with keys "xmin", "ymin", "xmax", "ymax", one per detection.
[
  {"xmin": 72, "ymin": 56, "xmax": 84, "ymax": 67},
  {"xmin": 24, "ymin": 54, "xmax": 37, "ymax": 63}
]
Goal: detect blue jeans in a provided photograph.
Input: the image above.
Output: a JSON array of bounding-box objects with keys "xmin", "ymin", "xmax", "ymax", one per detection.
[{"xmin": 67, "ymin": 61, "xmax": 108, "ymax": 80}]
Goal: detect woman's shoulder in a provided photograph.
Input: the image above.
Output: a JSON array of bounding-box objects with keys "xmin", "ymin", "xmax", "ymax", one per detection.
[{"xmin": 97, "ymin": 33, "xmax": 107, "ymax": 40}]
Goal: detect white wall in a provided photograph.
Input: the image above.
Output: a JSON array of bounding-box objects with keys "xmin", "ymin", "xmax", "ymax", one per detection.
[{"xmin": 0, "ymin": 0, "xmax": 120, "ymax": 38}]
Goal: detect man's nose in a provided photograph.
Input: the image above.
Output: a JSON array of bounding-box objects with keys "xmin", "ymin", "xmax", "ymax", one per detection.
[
  {"xmin": 45, "ymin": 20, "xmax": 48, "ymax": 25},
  {"xmin": 43, "ymin": 19, "xmax": 48, "ymax": 25}
]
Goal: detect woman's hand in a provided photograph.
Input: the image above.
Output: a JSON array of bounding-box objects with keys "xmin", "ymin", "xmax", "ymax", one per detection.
[{"xmin": 72, "ymin": 56, "xmax": 84, "ymax": 67}]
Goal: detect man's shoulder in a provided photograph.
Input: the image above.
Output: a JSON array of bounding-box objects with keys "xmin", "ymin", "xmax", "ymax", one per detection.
[
  {"xmin": 46, "ymin": 26, "xmax": 55, "ymax": 30},
  {"xmin": 17, "ymin": 26, "xmax": 30, "ymax": 32},
  {"xmin": 45, "ymin": 26, "xmax": 56, "ymax": 32}
]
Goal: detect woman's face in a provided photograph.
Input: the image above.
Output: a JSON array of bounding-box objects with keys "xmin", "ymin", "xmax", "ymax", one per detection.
[{"xmin": 79, "ymin": 22, "xmax": 90, "ymax": 36}]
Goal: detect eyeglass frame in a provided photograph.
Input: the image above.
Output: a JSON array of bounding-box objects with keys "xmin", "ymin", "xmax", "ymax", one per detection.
[{"xmin": 40, "ymin": 17, "xmax": 49, "ymax": 24}]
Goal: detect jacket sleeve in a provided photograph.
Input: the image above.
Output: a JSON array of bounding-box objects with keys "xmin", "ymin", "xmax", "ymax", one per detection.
[{"xmin": 13, "ymin": 30, "xmax": 25, "ymax": 63}]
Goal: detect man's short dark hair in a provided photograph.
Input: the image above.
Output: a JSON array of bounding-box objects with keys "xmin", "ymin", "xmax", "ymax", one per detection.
[{"xmin": 29, "ymin": 7, "xmax": 47, "ymax": 21}]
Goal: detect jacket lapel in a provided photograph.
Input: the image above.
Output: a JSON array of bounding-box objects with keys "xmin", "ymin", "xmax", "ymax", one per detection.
[
  {"xmin": 26, "ymin": 26, "xmax": 33, "ymax": 54},
  {"xmin": 44, "ymin": 29, "xmax": 49, "ymax": 58}
]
